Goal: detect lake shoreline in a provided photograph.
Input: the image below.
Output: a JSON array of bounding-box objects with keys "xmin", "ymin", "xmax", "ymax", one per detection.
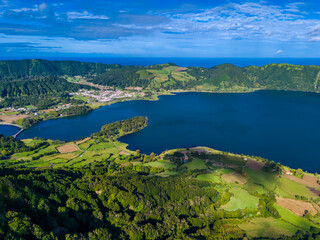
[
  {"xmin": 0, "ymin": 123, "xmax": 24, "ymax": 138},
  {"xmin": 5, "ymin": 90, "xmax": 320, "ymax": 172},
  {"xmin": 2, "ymin": 88, "xmax": 320, "ymax": 139}
]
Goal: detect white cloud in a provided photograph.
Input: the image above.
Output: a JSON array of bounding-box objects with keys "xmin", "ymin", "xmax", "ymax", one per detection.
[
  {"xmin": 1, "ymin": 1, "xmax": 320, "ymax": 57},
  {"xmin": 9, "ymin": 7, "xmax": 37, "ymax": 13},
  {"xmin": 67, "ymin": 11, "xmax": 109, "ymax": 20},
  {"xmin": 285, "ymin": 2, "xmax": 305, "ymax": 13},
  {"xmin": 310, "ymin": 36, "xmax": 320, "ymax": 41},
  {"xmin": 0, "ymin": 0, "xmax": 9, "ymax": 7},
  {"xmin": 155, "ymin": 2, "xmax": 320, "ymax": 42},
  {"xmin": 37, "ymin": 3, "xmax": 48, "ymax": 12}
]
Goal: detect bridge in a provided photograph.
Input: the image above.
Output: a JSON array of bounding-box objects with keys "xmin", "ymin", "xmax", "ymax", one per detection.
[{"xmin": 0, "ymin": 123, "xmax": 24, "ymax": 139}]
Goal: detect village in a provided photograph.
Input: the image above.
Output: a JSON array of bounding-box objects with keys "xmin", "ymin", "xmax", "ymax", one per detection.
[
  {"xmin": 0, "ymin": 88, "xmax": 147, "ymax": 124},
  {"xmin": 1, "ymin": 103, "xmax": 73, "ymax": 116},
  {"xmin": 71, "ymin": 88, "xmax": 145, "ymax": 103}
]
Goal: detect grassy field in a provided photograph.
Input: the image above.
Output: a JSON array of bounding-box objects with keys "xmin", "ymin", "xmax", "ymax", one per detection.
[
  {"xmin": 196, "ymin": 172, "xmax": 221, "ymax": 183},
  {"xmin": 3, "ymin": 139, "xmax": 320, "ymax": 238},
  {"xmin": 275, "ymin": 177, "xmax": 315, "ymax": 199},
  {"xmin": 221, "ymin": 187, "xmax": 259, "ymax": 211},
  {"xmin": 143, "ymin": 160, "xmax": 176, "ymax": 169},
  {"xmin": 88, "ymin": 141, "xmax": 115, "ymax": 150},
  {"xmin": 244, "ymin": 182, "xmax": 268, "ymax": 195},
  {"xmin": 207, "ymin": 153, "xmax": 246, "ymax": 166},
  {"xmin": 245, "ymin": 167, "xmax": 279, "ymax": 191},
  {"xmin": 196, "ymin": 168, "xmax": 236, "ymax": 184},
  {"xmin": 274, "ymin": 204, "xmax": 315, "ymax": 230},
  {"xmin": 239, "ymin": 217, "xmax": 298, "ymax": 238},
  {"xmin": 141, "ymin": 66, "xmax": 196, "ymax": 90},
  {"xmin": 182, "ymin": 159, "xmax": 208, "ymax": 170},
  {"xmin": 6, "ymin": 138, "xmax": 134, "ymax": 168}
]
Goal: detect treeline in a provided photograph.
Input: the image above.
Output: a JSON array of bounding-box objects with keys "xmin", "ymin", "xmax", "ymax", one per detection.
[
  {"xmin": 0, "ymin": 164, "xmax": 237, "ymax": 240},
  {"xmin": 92, "ymin": 116, "xmax": 148, "ymax": 139},
  {"xmin": 0, "ymin": 76, "xmax": 91, "ymax": 98},
  {"xmin": 0, "ymin": 162, "xmax": 318, "ymax": 239},
  {"xmin": 0, "ymin": 116, "xmax": 319, "ymax": 239},
  {"xmin": 16, "ymin": 117, "xmax": 42, "ymax": 129},
  {"xmin": 0, "ymin": 93, "xmax": 85, "ymax": 110},
  {"xmin": 243, "ymin": 63, "xmax": 320, "ymax": 91},
  {"xmin": 0, "ymin": 135, "xmax": 29, "ymax": 158},
  {"xmin": 0, "ymin": 135, "xmax": 48, "ymax": 159},
  {"xmin": 1, "ymin": 60, "xmax": 320, "ymax": 111},
  {"xmin": 58, "ymin": 106, "xmax": 92, "ymax": 117},
  {"xmin": 92, "ymin": 67, "xmax": 150, "ymax": 88},
  {"xmin": 187, "ymin": 64, "xmax": 254, "ymax": 90},
  {"xmin": 1, "ymin": 60, "xmax": 320, "ymax": 93},
  {"xmin": 15, "ymin": 106, "xmax": 93, "ymax": 129},
  {"xmin": 187, "ymin": 63, "xmax": 320, "ymax": 92},
  {"xmin": 0, "ymin": 59, "xmax": 120, "ymax": 79},
  {"xmin": 91, "ymin": 62, "xmax": 320, "ymax": 92}
]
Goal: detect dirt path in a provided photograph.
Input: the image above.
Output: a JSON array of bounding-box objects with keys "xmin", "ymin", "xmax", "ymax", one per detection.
[
  {"xmin": 76, "ymin": 137, "xmax": 90, "ymax": 145},
  {"xmin": 109, "ymin": 138, "xmax": 130, "ymax": 155}
]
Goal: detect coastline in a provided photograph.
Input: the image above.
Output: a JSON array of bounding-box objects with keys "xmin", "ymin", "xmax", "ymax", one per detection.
[
  {"xmin": 0, "ymin": 122, "xmax": 24, "ymax": 138},
  {"xmin": 3, "ymin": 87, "xmax": 319, "ymax": 136},
  {"xmin": 0, "ymin": 122, "xmax": 23, "ymax": 129},
  {"xmin": 3, "ymin": 92, "xmax": 320, "ymax": 173}
]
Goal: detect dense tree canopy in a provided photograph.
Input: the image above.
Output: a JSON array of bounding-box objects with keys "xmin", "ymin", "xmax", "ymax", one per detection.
[{"xmin": 0, "ymin": 117, "xmax": 320, "ymax": 239}]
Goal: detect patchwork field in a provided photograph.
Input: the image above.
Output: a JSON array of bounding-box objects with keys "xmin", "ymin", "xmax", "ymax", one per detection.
[
  {"xmin": 275, "ymin": 177, "xmax": 316, "ymax": 199},
  {"xmin": 196, "ymin": 172, "xmax": 221, "ymax": 183},
  {"xmin": 275, "ymin": 204, "xmax": 315, "ymax": 230},
  {"xmin": 144, "ymin": 160, "xmax": 176, "ymax": 169},
  {"xmin": 3, "ymin": 138, "xmax": 320, "ymax": 239},
  {"xmin": 57, "ymin": 144, "xmax": 79, "ymax": 153},
  {"xmin": 182, "ymin": 159, "xmax": 208, "ymax": 170},
  {"xmin": 221, "ymin": 187, "xmax": 259, "ymax": 211},
  {"xmin": 285, "ymin": 174, "xmax": 320, "ymax": 188},
  {"xmin": 222, "ymin": 172, "xmax": 247, "ymax": 184},
  {"xmin": 276, "ymin": 197, "xmax": 317, "ymax": 216},
  {"xmin": 239, "ymin": 218, "xmax": 298, "ymax": 238},
  {"xmin": 246, "ymin": 159, "xmax": 265, "ymax": 170},
  {"xmin": 245, "ymin": 167, "xmax": 279, "ymax": 191},
  {"xmin": 7, "ymin": 138, "xmax": 135, "ymax": 168}
]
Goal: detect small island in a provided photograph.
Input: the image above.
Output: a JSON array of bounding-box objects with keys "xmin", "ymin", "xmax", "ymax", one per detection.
[{"xmin": 1, "ymin": 60, "xmax": 320, "ymax": 131}]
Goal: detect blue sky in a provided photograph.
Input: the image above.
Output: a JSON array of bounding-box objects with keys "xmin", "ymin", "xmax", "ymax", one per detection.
[{"xmin": 0, "ymin": 0, "xmax": 320, "ymax": 58}]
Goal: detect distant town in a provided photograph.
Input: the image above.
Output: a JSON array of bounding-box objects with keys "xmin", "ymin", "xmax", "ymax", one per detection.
[
  {"xmin": 71, "ymin": 89, "xmax": 145, "ymax": 103},
  {"xmin": 0, "ymin": 88, "xmax": 147, "ymax": 124}
]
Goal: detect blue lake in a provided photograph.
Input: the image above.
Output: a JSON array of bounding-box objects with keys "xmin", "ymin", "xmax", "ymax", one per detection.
[
  {"xmin": 1, "ymin": 91, "xmax": 320, "ymax": 172},
  {"xmin": 0, "ymin": 125, "xmax": 20, "ymax": 136}
]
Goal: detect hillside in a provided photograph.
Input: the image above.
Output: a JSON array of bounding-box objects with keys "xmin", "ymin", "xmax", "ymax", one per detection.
[
  {"xmin": 0, "ymin": 59, "xmax": 118, "ymax": 79},
  {"xmin": 1, "ymin": 117, "xmax": 320, "ymax": 239},
  {"xmin": 244, "ymin": 64, "xmax": 320, "ymax": 91},
  {"xmin": 1, "ymin": 59, "xmax": 320, "ymax": 128},
  {"xmin": 0, "ymin": 60, "xmax": 319, "ymax": 94}
]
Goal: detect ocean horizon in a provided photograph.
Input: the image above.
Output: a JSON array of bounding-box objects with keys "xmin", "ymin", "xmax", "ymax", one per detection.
[{"xmin": 1, "ymin": 57, "xmax": 320, "ymax": 68}]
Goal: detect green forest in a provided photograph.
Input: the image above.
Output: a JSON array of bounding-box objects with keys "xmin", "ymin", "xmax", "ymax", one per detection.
[
  {"xmin": 0, "ymin": 60, "xmax": 319, "ymax": 97},
  {"xmin": 1, "ymin": 117, "xmax": 320, "ymax": 239},
  {"xmin": 1, "ymin": 60, "xmax": 320, "ymax": 239}
]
